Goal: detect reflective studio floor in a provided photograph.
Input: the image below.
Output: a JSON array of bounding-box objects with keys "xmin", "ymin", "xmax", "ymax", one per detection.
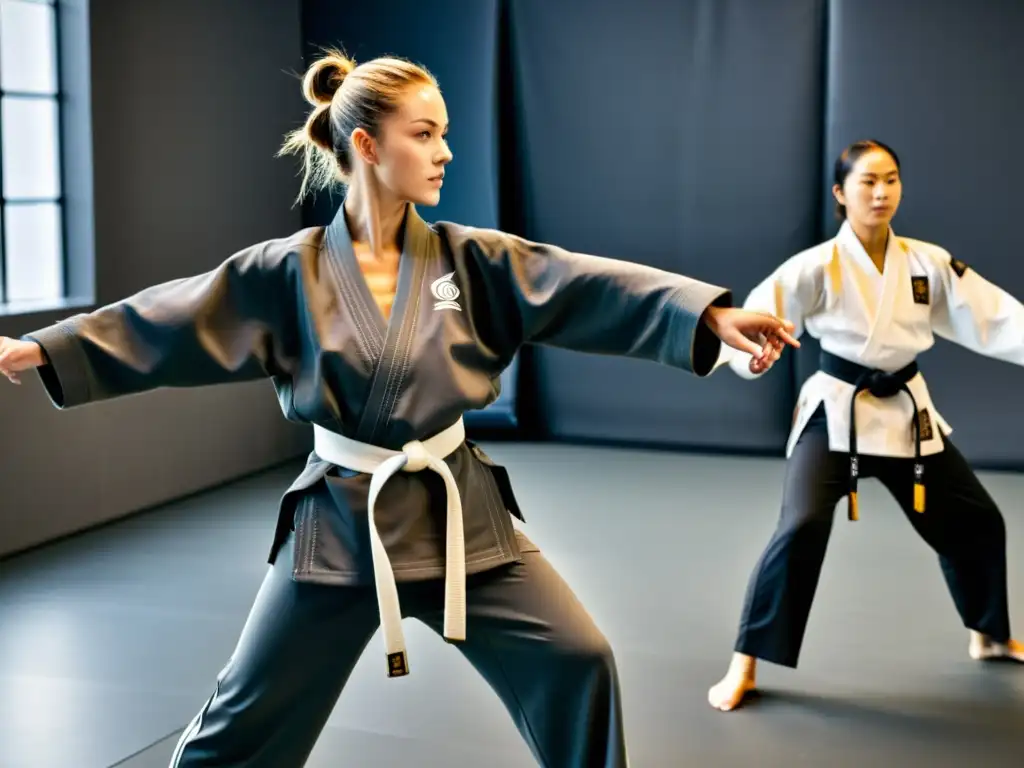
[{"xmin": 1, "ymin": 442, "xmax": 1023, "ymax": 767}]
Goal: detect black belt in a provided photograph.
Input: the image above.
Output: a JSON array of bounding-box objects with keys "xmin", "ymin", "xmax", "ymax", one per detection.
[{"xmin": 819, "ymin": 351, "xmax": 926, "ymax": 521}]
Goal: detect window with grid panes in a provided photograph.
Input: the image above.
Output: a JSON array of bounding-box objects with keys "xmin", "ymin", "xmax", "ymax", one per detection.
[{"xmin": 0, "ymin": 0, "xmax": 63, "ymax": 306}]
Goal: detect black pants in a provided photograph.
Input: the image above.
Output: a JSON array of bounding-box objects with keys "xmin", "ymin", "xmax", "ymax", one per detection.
[
  {"xmin": 169, "ymin": 532, "xmax": 626, "ymax": 767},
  {"xmin": 735, "ymin": 408, "xmax": 1011, "ymax": 668}
]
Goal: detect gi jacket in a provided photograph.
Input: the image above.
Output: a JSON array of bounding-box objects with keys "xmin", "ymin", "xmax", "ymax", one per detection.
[
  {"xmin": 719, "ymin": 220, "xmax": 1024, "ymax": 459},
  {"xmin": 26, "ymin": 203, "xmax": 732, "ymax": 585}
]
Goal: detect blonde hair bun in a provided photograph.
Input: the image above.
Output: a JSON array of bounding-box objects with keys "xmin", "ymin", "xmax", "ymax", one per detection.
[{"xmin": 301, "ymin": 49, "xmax": 355, "ymax": 107}]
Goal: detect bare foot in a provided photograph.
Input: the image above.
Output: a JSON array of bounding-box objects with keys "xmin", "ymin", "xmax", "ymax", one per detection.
[
  {"xmin": 969, "ymin": 631, "xmax": 1024, "ymax": 662},
  {"xmin": 708, "ymin": 653, "xmax": 757, "ymax": 711}
]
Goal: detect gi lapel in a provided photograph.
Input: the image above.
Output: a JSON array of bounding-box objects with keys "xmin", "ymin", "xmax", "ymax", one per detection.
[
  {"xmin": 836, "ymin": 222, "xmax": 900, "ymax": 357},
  {"xmin": 325, "ymin": 205, "xmax": 387, "ymax": 365},
  {"xmin": 353, "ymin": 206, "xmax": 437, "ymax": 445},
  {"xmin": 863, "ymin": 228, "xmax": 905, "ymax": 359},
  {"xmin": 324, "ymin": 202, "xmax": 429, "ymax": 444}
]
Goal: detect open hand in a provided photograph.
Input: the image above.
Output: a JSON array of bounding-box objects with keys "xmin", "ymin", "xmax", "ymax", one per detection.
[
  {"xmin": 0, "ymin": 336, "xmax": 44, "ymax": 385},
  {"xmin": 702, "ymin": 307, "xmax": 799, "ymax": 374}
]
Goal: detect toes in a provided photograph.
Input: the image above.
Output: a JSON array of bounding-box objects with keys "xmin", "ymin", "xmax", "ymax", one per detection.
[{"xmin": 708, "ymin": 682, "xmax": 749, "ymax": 712}]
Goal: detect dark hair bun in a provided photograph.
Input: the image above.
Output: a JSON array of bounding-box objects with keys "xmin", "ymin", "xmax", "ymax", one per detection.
[{"xmin": 302, "ymin": 50, "xmax": 355, "ymax": 107}]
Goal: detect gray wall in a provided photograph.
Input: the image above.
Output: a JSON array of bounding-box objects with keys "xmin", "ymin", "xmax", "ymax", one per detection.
[
  {"xmin": 508, "ymin": 0, "xmax": 824, "ymax": 452},
  {"xmin": 0, "ymin": 0, "xmax": 311, "ymax": 557}
]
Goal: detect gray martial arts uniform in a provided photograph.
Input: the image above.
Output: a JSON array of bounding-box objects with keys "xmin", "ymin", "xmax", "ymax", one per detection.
[{"xmin": 24, "ymin": 202, "xmax": 732, "ymax": 767}]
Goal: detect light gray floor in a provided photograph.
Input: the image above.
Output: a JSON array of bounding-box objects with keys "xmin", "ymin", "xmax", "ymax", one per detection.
[{"xmin": 2, "ymin": 442, "xmax": 1023, "ymax": 767}]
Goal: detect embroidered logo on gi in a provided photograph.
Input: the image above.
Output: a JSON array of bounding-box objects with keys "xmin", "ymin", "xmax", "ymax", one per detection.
[
  {"xmin": 431, "ymin": 271, "xmax": 462, "ymax": 311},
  {"xmin": 950, "ymin": 257, "xmax": 969, "ymax": 278},
  {"xmin": 916, "ymin": 409, "xmax": 934, "ymax": 441},
  {"xmin": 911, "ymin": 276, "xmax": 930, "ymax": 305}
]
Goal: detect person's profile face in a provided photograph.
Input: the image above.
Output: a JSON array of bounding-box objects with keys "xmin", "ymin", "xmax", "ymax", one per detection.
[{"xmin": 374, "ymin": 84, "xmax": 453, "ymax": 207}]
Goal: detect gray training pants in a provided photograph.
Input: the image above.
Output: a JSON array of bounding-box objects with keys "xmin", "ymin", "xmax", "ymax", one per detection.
[{"xmin": 168, "ymin": 532, "xmax": 627, "ymax": 767}]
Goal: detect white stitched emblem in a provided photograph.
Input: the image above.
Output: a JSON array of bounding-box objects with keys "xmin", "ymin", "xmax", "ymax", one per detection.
[{"xmin": 431, "ymin": 271, "xmax": 461, "ymax": 311}]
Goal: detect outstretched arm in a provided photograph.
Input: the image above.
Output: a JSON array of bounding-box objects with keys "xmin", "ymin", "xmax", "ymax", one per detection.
[
  {"xmin": 0, "ymin": 241, "xmax": 296, "ymax": 408},
  {"xmin": 449, "ymin": 225, "xmax": 796, "ymax": 377},
  {"xmin": 929, "ymin": 249, "xmax": 1024, "ymax": 365}
]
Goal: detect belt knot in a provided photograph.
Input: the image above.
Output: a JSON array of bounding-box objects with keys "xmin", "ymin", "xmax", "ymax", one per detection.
[
  {"xmin": 401, "ymin": 440, "xmax": 432, "ymax": 472},
  {"xmin": 864, "ymin": 371, "xmax": 904, "ymax": 399}
]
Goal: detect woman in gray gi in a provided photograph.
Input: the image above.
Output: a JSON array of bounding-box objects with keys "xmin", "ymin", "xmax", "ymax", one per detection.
[{"xmin": 0, "ymin": 49, "xmax": 797, "ymax": 767}]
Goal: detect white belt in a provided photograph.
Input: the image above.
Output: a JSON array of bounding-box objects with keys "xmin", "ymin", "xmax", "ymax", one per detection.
[{"xmin": 312, "ymin": 418, "xmax": 467, "ymax": 678}]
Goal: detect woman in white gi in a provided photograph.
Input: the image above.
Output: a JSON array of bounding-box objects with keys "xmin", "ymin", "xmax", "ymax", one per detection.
[
  {"xmin": 708, "ymin": 139, "xmax": 1024, "ymax": 713},
  {"xmin": 0, "ymin": 49, "xmax": 797, "ymax": 765}
]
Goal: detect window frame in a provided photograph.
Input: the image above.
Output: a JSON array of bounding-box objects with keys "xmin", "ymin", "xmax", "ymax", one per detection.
[
  {"xmin": 0, "ymin": 0, "xmax": 65, "ymax": 305},
  {"xmin": 0, "ymin": 0, "xmax": 94, "ymax": 322}
]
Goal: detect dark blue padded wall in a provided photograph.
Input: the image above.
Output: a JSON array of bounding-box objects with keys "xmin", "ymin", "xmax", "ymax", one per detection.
[
  {"xmin": 299, "ymin": 0, "xmax": 519, "ymax": 430},
  {"xmin": 794, "ymin": 0, "xmax": 1024, "ymax": 467},
  {"xmin": 506, "ymin": 0, "xmax": 825, "ymax": 451}
]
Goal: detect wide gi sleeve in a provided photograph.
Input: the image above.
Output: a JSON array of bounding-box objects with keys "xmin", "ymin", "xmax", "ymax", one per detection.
[
  {"xmin": 21, "ymin": 241, "xmax": 295, "ymax": 409},
  {"xmin": 926, "ymin": 247, "xmax": 1024, "ymax": 366},
  {"xmin": 712, "ymin": 248, "xmax": 825, "ymax": 380},
  {"xmin": 447, "ymin": 225, "xmax": 732, "ymax": 376}
]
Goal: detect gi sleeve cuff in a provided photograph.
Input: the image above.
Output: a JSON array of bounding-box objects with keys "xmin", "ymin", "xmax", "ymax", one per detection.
[
  {"xmin": 668, "ymin": 283, "xmax": 732, "ymax": 377},
  {"xmin": 21, "ymin": 320, "xmax": 92, "ymax": 409}
]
